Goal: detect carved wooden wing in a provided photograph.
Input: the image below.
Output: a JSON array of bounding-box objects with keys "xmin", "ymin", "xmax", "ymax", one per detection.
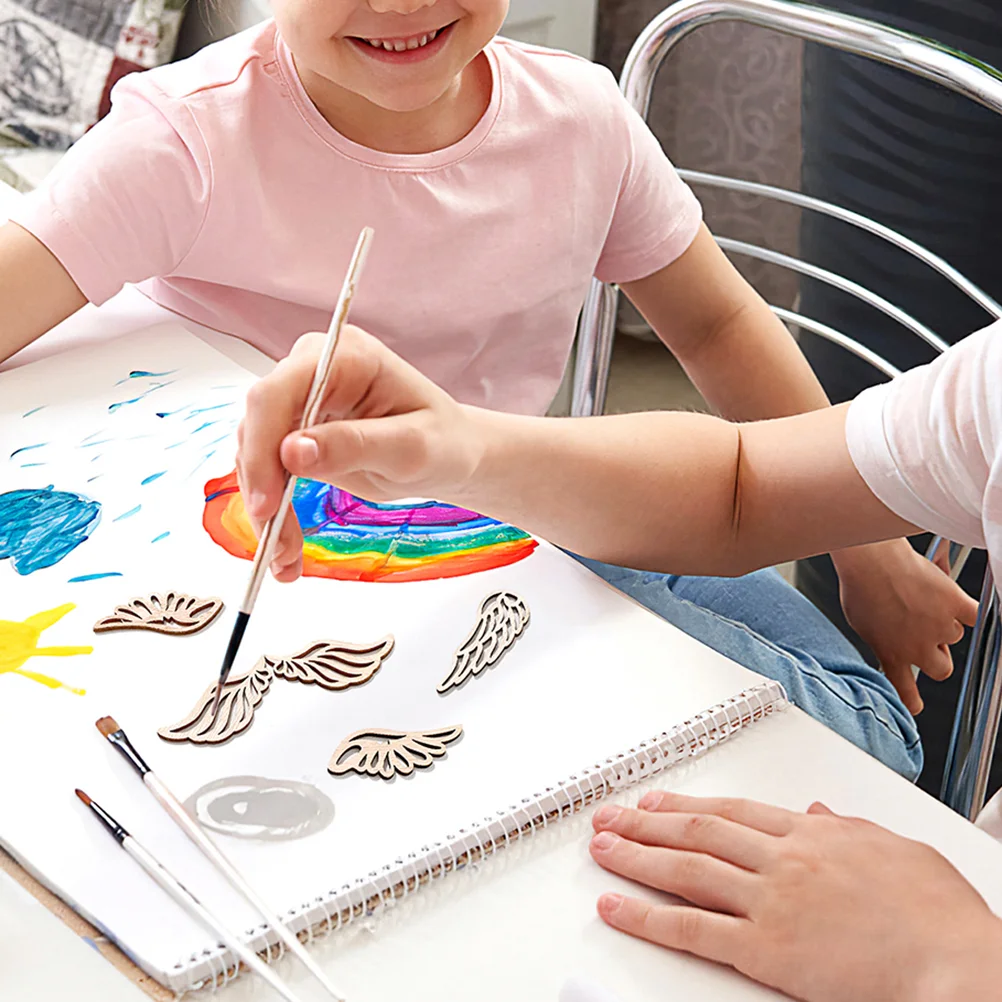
[
  {"xmin": 437, "ymin": 592, "xmax": 530, "ymax": 694},
  {"xmin": 328, "ymin": 726, "xmax": 464, "ymax": 779},
  {"xmin": 269, "ymin": 637, "xmax": 394, "ymax": 690},
  {"xmin": 158, "ymin": 662, "xmax": 274, "ymax": 745},
  {"xmin": 94, "ymin": 592, "xmax": 224, "ymax": 636}
]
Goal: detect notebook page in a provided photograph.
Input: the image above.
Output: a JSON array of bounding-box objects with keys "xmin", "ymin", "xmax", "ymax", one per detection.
[{"xmin": 0, "ymin": 326, "xmax": 762, "ymax": 983}]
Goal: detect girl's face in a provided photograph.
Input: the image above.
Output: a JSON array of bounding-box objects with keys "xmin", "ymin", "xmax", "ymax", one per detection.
[{"xmin": 273, "ymin": 0, "xmax": 509, "ymax": 114}]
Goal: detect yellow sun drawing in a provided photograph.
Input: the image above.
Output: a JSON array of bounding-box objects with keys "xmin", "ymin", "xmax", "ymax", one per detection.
[{"xmin": 0, "ymin": 603, "xmax": 92, "ymax": 695}]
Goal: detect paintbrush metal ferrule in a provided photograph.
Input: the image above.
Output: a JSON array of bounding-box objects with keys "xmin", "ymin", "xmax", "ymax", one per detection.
[
  {"xmin": 96, "ymin": 716, "xmax": 151, "ymax": 777},
  {"xmin": 75, "ymin": 789, "xmax": 128, "ymax": 843}
]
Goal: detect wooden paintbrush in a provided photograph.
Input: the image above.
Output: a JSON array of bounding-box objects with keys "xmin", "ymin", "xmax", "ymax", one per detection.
[
  {"xmin": 96, "ymin": 716, "xmax": 346, "ymax": 1001},
  {"xmin": 212, "ymin": 226, "xmax": 375, "ymax": 719},
  {"xmin": 75, "ymin": 789, "xmax": 308, "ymax": 1002}
]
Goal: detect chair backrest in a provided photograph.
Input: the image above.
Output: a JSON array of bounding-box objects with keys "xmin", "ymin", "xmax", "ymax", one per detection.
[{"xmin": 571, "ymin": 0, "xmax": 1002, "ymax": 820}]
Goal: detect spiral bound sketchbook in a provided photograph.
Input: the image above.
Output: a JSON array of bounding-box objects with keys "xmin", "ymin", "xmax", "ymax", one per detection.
[{"xmin": 0, "ymin": 325, "xmax": 788, "ymax": 993}]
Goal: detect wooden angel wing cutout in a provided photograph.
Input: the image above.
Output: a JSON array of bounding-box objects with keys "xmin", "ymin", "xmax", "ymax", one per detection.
[
  {"xmin": 158, "ymin": 662, "xmax": 274, "ymax": 745},
  {"xmin": 437, "ymin": 592, "xmax": 530, "ymax": 694},
  {"xmin": 268, "ymin": 637, "xmax": 394, "ymax": 690},
  {"xmin": 328, "ymin": 726, "xmax": 464, "ymax": 779},
  {"xmin": 93, "ymin": 592, "xmax": 224, "ymax": 636}
]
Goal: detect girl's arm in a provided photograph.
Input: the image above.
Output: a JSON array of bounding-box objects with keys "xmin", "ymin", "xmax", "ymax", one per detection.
[
  {"xmin": 238, "ymin": 326, "xmax": 916, "ymax": 582},
  {"xmin": 621, "ymin": 225, "xmax": 830, "ymax": 422},
  {"xmin": 621, "ymin": 226, "xmax": 976, "ymax": 712},
  {"xmin": 0, "ymin": 223, "xmax": 86, "ymax": 363}
]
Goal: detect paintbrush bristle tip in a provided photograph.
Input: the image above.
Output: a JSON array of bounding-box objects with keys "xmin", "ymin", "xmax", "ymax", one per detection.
[
  {"xmin": 75, "ymin": 789, "xmax": 91, "ymax": 805},
  {"xmin": 95, "ymin": 716, "xmax": 120, "ymax": 737}
]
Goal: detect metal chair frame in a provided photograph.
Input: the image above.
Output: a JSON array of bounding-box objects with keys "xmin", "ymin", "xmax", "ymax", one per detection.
[{"xmin": 571, "ymin": 0, "xmax": 1002, "ymax": 820}]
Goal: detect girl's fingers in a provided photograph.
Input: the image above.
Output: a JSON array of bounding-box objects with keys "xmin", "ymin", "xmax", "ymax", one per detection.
[
  {"xmin": 880, "ymin": 661, "xmax": 924, "ymax": 714},
  {"xmin": 957, "ymin": 592, "xmax": 979, "ymax": 628},
  {"xmin": 240, "ymin": 339, "xmax": 322, "ymax": 522},
  {"xmin": 596, "ymin": 893, "xmax": 748, "ymax": 967},
  {"xmin": 589, "ymin": 832, "xmax": 755, "ymax": 915},
  {"xmin": 635, "ymin": 792, "xmax": 797, "ymax": 838},
  {"xmin": 806, "ymin": 801, "xmax": 836, "ymax": 816},
  {"xmin": 591, "ymin": 805, "xmax": 773, "ymax": 872},
  {"xmin": 269, "ymin": 518, "xmax": 304, "ymax": 582},
  {"xmin": 281, "ymin": 414, "xmax": 433, "ymax": 486}
]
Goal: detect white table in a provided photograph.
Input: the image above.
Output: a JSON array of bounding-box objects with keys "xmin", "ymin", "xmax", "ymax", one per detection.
[{"xmin": 2, "ymin": 184, "xmax": 1002, "ymax": 1002}]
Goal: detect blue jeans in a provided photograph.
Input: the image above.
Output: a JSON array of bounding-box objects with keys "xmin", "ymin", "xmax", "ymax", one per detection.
[{"xmin": 574, "ymin": 558, "xmax": 923, "ymax": 781}]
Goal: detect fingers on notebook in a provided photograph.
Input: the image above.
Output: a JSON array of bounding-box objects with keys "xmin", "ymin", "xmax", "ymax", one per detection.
[
  {"xmin": 596, "ymin": 893, "xmax": 745, "ymax": 965},
  {"xmin": 634, "ymin": 792, "xmax": 796, "ymax": 837},
  {"xmin": 589, "ymin": 834, "xmax": 753, "ymax": 915},
  {"xmin": 591, "ymin": 805, "xmax": 772, "ymax": 871}
]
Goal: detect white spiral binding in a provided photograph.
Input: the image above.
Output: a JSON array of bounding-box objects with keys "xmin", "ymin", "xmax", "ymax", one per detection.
[{"xmin": 172, "ymin": 681, "xmax": 787, "ymax": 994}]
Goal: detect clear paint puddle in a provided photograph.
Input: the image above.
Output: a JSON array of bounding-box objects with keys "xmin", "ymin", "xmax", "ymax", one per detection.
[{"xmin": 184, "ymin": 776, "xmax": 334, "ymax": 841}]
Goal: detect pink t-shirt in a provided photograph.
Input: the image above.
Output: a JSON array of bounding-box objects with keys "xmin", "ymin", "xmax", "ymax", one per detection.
[
  {"xmin": 10, "ymin": 22, "xmax": 701, "ymax": 415},
  {"xmin": 846, "ymin": 321, "xmax": 1002, "ymax": 586}
]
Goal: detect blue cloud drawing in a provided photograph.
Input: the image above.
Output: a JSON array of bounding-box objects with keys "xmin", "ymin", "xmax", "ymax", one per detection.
[{"xmin": 0, "ymin": 486, "xmax": 102, "ymax": 575}]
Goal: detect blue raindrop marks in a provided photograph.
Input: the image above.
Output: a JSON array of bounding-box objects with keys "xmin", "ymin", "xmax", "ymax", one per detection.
[
  {"xmin": 68, "ymin": 572, "xmax": 123, "ymax": 583},
  {"xmin": 189, "ymin": 451, "xmax": 217, "ymax": 477},
  {"xmin": 185, "ymin": 403, "xmax": 232, "ymax": 419},
  {"xmin": 113, "ymin": 505, "xmax": 141, "ymax": 522},
  {"xmin": 151, "ymin": 531, "xmax": 170, "ymax": 543},
  {"xmin": 10, "ymin": 443, "xmax": 46, "ymax": 458},
  {"xmin": 115, "ymin": 369, "xmax": 177, "ymax": 385},
  {"xmin": 156, "ymin": 405, "xmax": 189, "ymax": 418},
  {"xmin": 22, "ymin": 406, "xmax": 46, "ymax": 417},
  {"xmin": 108, "ymin": 382, "xmax": 174, "ymax": 413},
  {"xmin": 141, "ymin": 472, "xmax": 166, "ymax": 486},
  {"xmin": 0, "ymin": 487, "xmax": 102, "ymax": 575}
]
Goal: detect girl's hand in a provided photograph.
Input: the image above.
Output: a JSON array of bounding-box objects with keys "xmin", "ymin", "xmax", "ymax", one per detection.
[
  {"xmin": 589, "ymin": 792, "xmax": 1002, "ymax": 1002},
  {"xmin": 236, "ymin": 326, "xmax": 482, "ymax": 581},
  {"xmin": 833, "ymin": 539, "xmax": 978, "ymax": 715}
]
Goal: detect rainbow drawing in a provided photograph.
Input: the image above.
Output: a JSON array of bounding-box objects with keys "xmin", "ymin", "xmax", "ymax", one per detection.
[{"xmin": 202, "ymin": 472, "xmax": 537, "ymax": 583}]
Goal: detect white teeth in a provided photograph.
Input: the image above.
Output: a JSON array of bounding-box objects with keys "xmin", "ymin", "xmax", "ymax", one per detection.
[{"xmin": 365, "ymin": 28, "xmax": 439, "ymax": 51}]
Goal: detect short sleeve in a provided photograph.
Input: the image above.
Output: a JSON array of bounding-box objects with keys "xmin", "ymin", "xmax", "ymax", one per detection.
[
  {"xmin": 593, "ymin": 93, "xmax": 703, "ymax": 284},
  {"xmin": 845, "ymin": 323, "xmax": 1002, "ymax": 548},
  {"xmin": 7, "ymin": 75, "xmax": 210, "ymax": 306}
]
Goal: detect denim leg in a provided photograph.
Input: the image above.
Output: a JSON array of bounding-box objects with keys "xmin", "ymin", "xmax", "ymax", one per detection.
[{"xmin": 573, "ymin": 556, "xmax": 922, "ymax": 781}]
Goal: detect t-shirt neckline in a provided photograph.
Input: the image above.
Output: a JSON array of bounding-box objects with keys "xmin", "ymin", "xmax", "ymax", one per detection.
[{"xmin": 275, "ymin": 31, "xmax": 502, "ymax": 170}]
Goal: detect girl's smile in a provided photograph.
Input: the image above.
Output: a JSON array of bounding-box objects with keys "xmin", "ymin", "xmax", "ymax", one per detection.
[
  {"xmin": 346, "ymin": 20, "xmax": 457, "ymax": 63},
  {"xmin": 272, "ymin": 1, "xmax": 507, "ymax": 151}
]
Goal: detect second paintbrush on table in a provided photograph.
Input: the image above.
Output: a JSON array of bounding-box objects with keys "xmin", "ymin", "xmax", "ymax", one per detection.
[{"xmin": 211, "ymin": 226, "xmax": 374, "ymax": 718}]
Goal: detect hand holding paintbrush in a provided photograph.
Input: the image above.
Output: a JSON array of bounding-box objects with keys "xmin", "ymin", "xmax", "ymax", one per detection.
[{"xmin": 212, "ymin": 226, "xmax": 374, "ymax": 717}]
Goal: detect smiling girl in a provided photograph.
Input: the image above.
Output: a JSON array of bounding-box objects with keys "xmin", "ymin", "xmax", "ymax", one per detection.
[{"xmin": 0, "ymin": 1, "xmax": 974, "ymax": 779}]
